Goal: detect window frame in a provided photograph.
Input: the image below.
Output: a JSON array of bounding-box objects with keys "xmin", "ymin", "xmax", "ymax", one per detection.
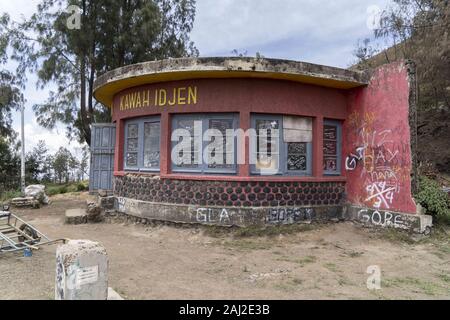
[
  {"xmin": 171, "ymin": 113, "xmax": 239, "ymax": 175},
  {"xmin": 124, "ymin": 116, "xmax": 161, "ymax": 172},
  {"xmin": 323, "ymin": 119, "xmax": 342, "ymax": 176},
  {"xmin": 250, "ymin": 114, "xmax": 313, "ymax": 176}
]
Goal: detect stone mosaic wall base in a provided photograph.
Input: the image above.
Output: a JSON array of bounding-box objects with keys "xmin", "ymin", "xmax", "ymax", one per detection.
[
  {"xmin": 114, "ymin": 175, "xmax": 346, "ymax": 208},
  {"xmin": 109, "ymin": 175, "xmax": 433, "ymax": 233}
]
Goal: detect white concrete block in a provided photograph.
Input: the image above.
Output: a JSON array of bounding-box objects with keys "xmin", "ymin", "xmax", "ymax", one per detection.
[
  {"xmin": 55, "ymin": 240, "xmax": 108, "ymax": 300},
  {"xmin": 108, "ymin": 287, "xmax": 124, "ymax": 300}
]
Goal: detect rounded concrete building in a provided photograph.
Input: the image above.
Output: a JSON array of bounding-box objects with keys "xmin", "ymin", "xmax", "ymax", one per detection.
[{"xmin": 93, "ymin": 57, "xmax": 427, "ymax": 231}]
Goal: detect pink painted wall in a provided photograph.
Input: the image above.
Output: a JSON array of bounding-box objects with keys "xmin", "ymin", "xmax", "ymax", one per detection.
[{"xmin": 344, "ymin": 61, "xmax": 416, "ymax": 214}]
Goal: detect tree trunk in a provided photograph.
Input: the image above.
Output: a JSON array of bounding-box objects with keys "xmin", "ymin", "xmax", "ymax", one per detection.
[
  {"xmin": 88, "ymin": 62, "xmax": 95, "ymax": 115},
  {"xmin": 79, "ymin": 0, "xmax": 91, "ymax": 146},
  {"xmin": 80, "ymin": 56, "xmax": 91, "ymax": 146}
]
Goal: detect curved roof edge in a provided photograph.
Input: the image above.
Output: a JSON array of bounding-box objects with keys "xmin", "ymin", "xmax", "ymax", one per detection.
[{"xmin": 94, "ymin": 57, "xmax": 370, "ymax": 107}]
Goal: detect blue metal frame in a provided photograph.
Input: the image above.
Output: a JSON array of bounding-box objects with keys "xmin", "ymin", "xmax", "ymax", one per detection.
[
  {"xmin": 124, "ymin": 116, "xmax": 161, "ymax": 172},
  {"xmin": 323, "ymin": 119, "xmax": 342, "ymax": 176},
  {"xmin": 250, "ymin": 114, "xmax": 312, "ymax": 176},
  {"xmin": 171, "ymin": 113, "xmax": 239, "ymax": 174}
]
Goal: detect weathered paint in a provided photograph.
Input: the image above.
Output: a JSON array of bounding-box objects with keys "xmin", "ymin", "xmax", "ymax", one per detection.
[
  {"xmin": 94, "ymin": 57, "xmax": 369, "ymax": 107},
  {"xmin": 92, "ymin": 57, "xmax": 429, "ymax": 231},
  {"xmin": 347, "ymin": 205, "xmax": 432, "ymax": 234},
  {"xmin": 112, "ymin": 78, "xmax": 349, "ymax": 180},
  {"xmin": 344, "ymin": 62, "xmax": 417, "ymax": 214},
  {"xmin": 112, "ymin": 78, "xmax": 348, "ymax": 121},
  {"xmin": 114, "ymin": 196, "xmax": 344, "ymax": 227}
]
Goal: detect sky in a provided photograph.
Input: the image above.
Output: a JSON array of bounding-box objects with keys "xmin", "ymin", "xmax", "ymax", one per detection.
[{"xmin": 2, "ymin": 0, "xmax": 391, "ymax": 158}]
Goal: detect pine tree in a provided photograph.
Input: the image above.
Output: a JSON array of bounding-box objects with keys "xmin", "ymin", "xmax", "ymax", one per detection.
[{"xmin": 1, "ymin": 0, "xmax": 198, "ymax": 145}]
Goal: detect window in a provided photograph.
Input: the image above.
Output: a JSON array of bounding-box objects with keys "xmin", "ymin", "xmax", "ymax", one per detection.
[
  {"xmin": 143, "ymin": 122, "xmax": 161, "ymax": 168},
  {"xmin": 323, "ymin": 119, "xmax": 342, "ymax": 175},
  {"xmin": 207, "ymin": 119, "xmax": 235, "ymax": 171},
  {"xmin": 255, "ymin": 118, "xmax": 280, "ymax": 174},
  {"xmin": 251, "ymin": 114, "xmax": 312, "ymax": 175},
  {"xmin": 287, "ymin": 142, "xmax": 308, "ymax": 171},
  {"xmin": 124, "ymin": 117, "xmax": 161, "ymax": 171},
  {"xmin": 171, "ymin": 114, "xmax": 238, "ymax": 174},
  {"xmin": 125, "ymin": 123, "xmax": 139, "ymax": 167}
]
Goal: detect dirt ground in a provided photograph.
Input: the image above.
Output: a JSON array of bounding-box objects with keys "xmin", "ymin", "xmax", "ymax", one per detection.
[{"xmin": 0, "ymin": 193, "xmax": 449, "ymax": 300}]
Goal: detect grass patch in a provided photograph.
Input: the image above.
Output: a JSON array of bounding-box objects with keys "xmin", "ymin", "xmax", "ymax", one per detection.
[
  {"xmin": 291, "ymin": 278, "xmax": 303, "ymax": 285},
  {"xmin": 369, "ymin": 224, "xmax": 448, "ymax": 247},
  {"xmin": 0, "ymin": 189, "xmax": 22, "ymax": 202},
  {"xmin": 437, "ymin": 273, "xmax": 450, "ymax": 283},
  {"xmin": 202, "ymin": 225, "xmax": 238, "ymax": 237},
  {"xmin": 337, "ymin": 276, "xmax": 352, "ymax": 286},
  {"xmin": 76, "ymin": 181, "xmax": 89, "ymax": 191},
  {"xmin": 384, "ymin": 229, "xmax": 417, "ymax": 245},
  {"xmin": 277, "ymin": 255, "xmax": 317, "ymax": 266},
  {"xmin": 347, "ymin": 250, "xmax": 364, "ymax": 258},
  {"xmin": 45, "ymin": 181, "xmax": 89, "ymax": 196},
  {"xmin": 324, "ymin": 263, "xmax": 339, "ymax": 273},
  {"xmin": 372, "ymin": 228, "xmax": 417, "ymax": 245},
  {"xmin": 431, "ymin": 251, "xmax": 446, "ymax": 260},
  {"xmin": 271, "ymin": 250, "xmax": 284, "ymax": 255},
  {"xmin": 273, "ymin": 278, "xmax": 305, "ymax": 292},
  {"xmin": 203, "ymin": 223, "xmax": 317, "ymax": 238},
  {"xmin": 298, "ymin": 255, "xmax": 317, "ymax": 265},
  {"xmin": 383, "ymin": 277, "xmax": 441, "ymax": 296},
  {"xmin": 222, "ymin": 239, "xmax": 270, "ymax": 251},
  {"xmin": 418, "ymin": 225, "xmax": 450, "ymax": 243},
  {"xmin": 273, "ymin": 283, "xmax": 294, "ymax": 292},
  {"xmin": 235, "ymin": 224, "xmax": 316, "ymax": 238}
]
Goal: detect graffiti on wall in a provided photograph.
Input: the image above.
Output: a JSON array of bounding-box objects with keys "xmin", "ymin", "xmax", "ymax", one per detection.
[
  {"xmin": 194, "ymin": 206, "xmax": 317, "ymax": 225},
  {"xmin": 55, "ymin": 254, "xmax": 65, "ymax": 299},
  {"xmin": 345, "ymin": 146, "xmax": 365, "ymax": 171},
  {"xmin": 117, "ymin": 197, "xmax": 126, "ymax": 212},
  {"xmin": 196, "ymin": 208, "xmax": 231, "ymax": 224},
  {"xmin": 357, "ymin": 208, "xmax": 411, "ymax": 230},
  {"xmin": 346, "ymin": 111, "xmax": 410, "ymax": 210},
  {"xmin": 266, "ymin": 208, "xmax": 315, "ymax": 224},
  {"xmin": 117, "ymin": 197, "xmax": 139, "ymax": 214}
]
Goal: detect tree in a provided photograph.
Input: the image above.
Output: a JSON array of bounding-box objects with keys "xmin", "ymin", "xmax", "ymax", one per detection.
[
  {"xmin": 353, "ymin": 0, "xmax": 449, "ymax": 109},
  {"xmin": 0, "ymin": 16, "xmax": 23, "ymax": 137},
  {"xmin": 374, "ymin": 0, "xmax": 450, "ymax": 111},
  {"xmin": 43, "ymin": 154, "xmax": 55, "ymax": 183},
  {"xmin": 53, "ymin": 147, "xmax": 76, "ymax": 184},
  {"xmin": 25, "ymin": 140, "xmax": 50, "ymax": 183},
  {"xmin": 353, "ymin": 0, "xmax": 450, "ymax": 172},
  {"xmin": 1, "ymin": 0, "xmax": 198, "ymax": 145},
  {"xmin": 0, "ymin": 136, "xmax": 20, "ymax": 193},
  {"xmin": 0, "ymin": 71, "xmax": 23, "ymax": 139},
  {"xmin": 77, "ymin": 144, "xmax": 89, "ymax": 181},
  {"xmin": 0, "ymin": 14, "xmax": 23, "ymax": 139},
  {"xmin": 352, "ymin": 38, "xmax": 382, "ymax": 69}
]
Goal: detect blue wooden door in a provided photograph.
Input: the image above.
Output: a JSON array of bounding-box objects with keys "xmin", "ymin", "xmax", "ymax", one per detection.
[{"xmin": 89, "ymin": 124, "xmax": 116, "ymax": 192}]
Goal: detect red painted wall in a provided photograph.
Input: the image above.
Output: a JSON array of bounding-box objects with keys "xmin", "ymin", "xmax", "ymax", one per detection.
[
  {"xmin": 112, "ymin": 78, "xmax": 348, "ymax": 179},
  {"xmin": 344, "ymin": 62, "xmax": 416, "ymax": 214},
  {"xmin": 112, "ymin": 78, "xmax": 348, "ymax": 121}
]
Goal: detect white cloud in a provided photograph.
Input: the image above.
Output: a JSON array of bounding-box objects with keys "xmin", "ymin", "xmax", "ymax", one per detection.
[
  {"xmin": 191, "ymin": 0, "xmax": 391, "ymax": 66},
  {"xmin": 13, "ymin": 118, "xmax": 85, "ymax": 157},
  {"xmin": 3, "ymin": 0, "xmax": 393, "ymax": 156},
  {"xmin": 0, "ymin": 0, "xmax": 41, "ymax": 21}
]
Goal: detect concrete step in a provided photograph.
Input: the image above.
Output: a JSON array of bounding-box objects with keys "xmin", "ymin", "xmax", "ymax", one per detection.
[{"xmin": 65, "ymin": 209, "xmax": 88, "ymax": 225}]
